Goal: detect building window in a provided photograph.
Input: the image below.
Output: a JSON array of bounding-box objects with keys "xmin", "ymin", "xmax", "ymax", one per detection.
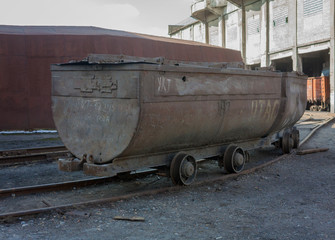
[
  {"xmin": 273, "ymin": 6, "xmax": 288, "ymax": 27},
  {"xmin": 303, "ymin": 0, "xmax": 323, "ymax": 17},
  {"xmin": 247, "ymin": 15, "xmax": 260, "ymax": 35}
]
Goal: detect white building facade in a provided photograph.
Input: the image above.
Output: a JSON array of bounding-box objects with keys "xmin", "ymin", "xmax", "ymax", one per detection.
[{"xmin": 169, "ymin": 0, "xmax": 335, "ymax": 112}]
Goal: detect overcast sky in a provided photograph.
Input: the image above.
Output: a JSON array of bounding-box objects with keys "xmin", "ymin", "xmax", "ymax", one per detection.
[{"xmin": 0, "ymin": 0, "xmax": 194, "ymax": 36}]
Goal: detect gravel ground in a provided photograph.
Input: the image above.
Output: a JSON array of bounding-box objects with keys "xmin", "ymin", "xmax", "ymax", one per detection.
[{"xmin": 0, "ymin": 114, "xmax": 335, "ymax": 239}]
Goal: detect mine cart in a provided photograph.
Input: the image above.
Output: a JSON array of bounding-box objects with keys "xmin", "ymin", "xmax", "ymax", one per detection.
[{"xmin": 52, "ymin": 54, "xmax": 307, "ymax": 185}]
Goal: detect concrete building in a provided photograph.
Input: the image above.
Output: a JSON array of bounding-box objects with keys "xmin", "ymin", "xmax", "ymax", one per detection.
[{"xmin": 169, "ymin": 0, "xmax": 335, "ymax": 112}]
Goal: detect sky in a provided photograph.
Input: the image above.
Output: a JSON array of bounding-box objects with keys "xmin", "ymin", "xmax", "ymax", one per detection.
[{"xmin": 0, "ymin": 0, "xmax": 194, "ymax": 37}]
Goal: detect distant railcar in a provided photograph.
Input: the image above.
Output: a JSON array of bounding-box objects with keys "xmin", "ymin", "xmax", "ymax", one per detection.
[
  {"xmin": 306, "ymin": 76, "xmax": 330, "ymax": 111},
  {"xmin": 52, "ymin": 54, "xmax": 307, "ymax": 185}
]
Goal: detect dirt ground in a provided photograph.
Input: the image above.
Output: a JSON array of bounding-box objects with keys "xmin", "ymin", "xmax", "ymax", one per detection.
[{"xmin": 1, "ymin": 115, "xmax": 335, "ymax": 240}]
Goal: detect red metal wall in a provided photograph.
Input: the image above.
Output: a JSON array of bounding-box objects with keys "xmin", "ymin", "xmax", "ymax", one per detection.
[{"xmin": 0, "ymin": 26, "xmax": 242, "ymax": 130}]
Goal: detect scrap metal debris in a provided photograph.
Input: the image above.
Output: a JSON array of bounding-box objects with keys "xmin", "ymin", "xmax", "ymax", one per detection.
[
  {"xmin": 296, "ymin": 148, "xmax": 329, "ymax": 155},
  {"xmin": 113, "ymin": 216, "xmax": 145, "ymax": 222}
]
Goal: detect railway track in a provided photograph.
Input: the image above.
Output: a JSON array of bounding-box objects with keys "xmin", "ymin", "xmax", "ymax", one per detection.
[
  {"xmin": 0, "ymin": 169, "xmax": 157, "ymax": 198},
  {"xmin": 0, "ymin": 146, "xmax": 69, "ymax": 166},
  {"xmin": 0, "ymin": 115, "xmax": 333, "ymax": 220},
  {"xmin": 0, "ymin": 154, "xmax": 294, "ymax": 220}
]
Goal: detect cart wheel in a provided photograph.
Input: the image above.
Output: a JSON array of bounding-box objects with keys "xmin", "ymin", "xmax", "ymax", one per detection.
[
  {"xmin": 292, "ymin": 128, "xmax": 300, "ymax": 149},
  {"xmin": 170, "ymin": 152, "xmax": 197, "ymax": 186},
  {"xmin": 282, "ymin": 131, "xmax": 293, "ymax": 153},
  {"xmin": 223, "ymin": 145, "xmax": 245, "ymax": 173}
]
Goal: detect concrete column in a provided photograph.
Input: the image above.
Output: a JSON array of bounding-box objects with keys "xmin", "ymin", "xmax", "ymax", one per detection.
[
  {"xmin": 330, "ymin": 0, "xmax": 335, "ymax": 112},
  {"xmin": 191, "ymin": 25, "xmax": 195, "ymax": 41},
  {"xmin": 205, "ymin": 22, "xmax": 210, "ymax": 44},
  {"xmin": 241, "ymin": 1, "xmax": 247, "ymax": 64},
  {"xmin": 220, "ymin": 15, "xmax": 226, "ymax": 48},
  {"xmin": 291, "ymin": 0, "xmax": 302, "ymax": 72},
  {"xmin": 260, "ymin": 0, "xmax": 270, "ymax": 67}
]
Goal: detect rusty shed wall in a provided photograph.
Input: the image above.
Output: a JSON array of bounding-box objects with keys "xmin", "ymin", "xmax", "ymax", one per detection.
[{"xmin": 0, "ymin": 25, "xmax": 242, "ymax": 130}]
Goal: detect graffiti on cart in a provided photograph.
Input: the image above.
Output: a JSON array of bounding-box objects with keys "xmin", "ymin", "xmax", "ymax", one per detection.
[
  {"xmin": 251, "ymin": 100, "xmax": 280, "ymax": 121},
  {"xmin": 157, "ymin": 77, "xmax": 172, "ymax": 93}
]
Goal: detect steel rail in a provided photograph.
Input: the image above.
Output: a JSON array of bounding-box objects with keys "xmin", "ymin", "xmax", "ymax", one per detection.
[
  {"xmin": 0, "ymin": 146, "xmax": 66, "ymax": 156},
  {"xmin": 299, "ymin": 117, "xmax": 335, "ymax": 147},
  {"xmin": 0, "ymin": 177, "xmax": 114, "ymax": 198},
  {"xmin": 0, "ymin": 117, "xmax": 333, "ymax": 220},
  {"xmin": 0, "ymin": 154, "xmax": 290, "ymax": 220},
  {"xmin": 0, "ymin": 146, "xmax": 68, "ymax": 166},
  {"xmin": 0, "ymin": 169, "xmax": 157, "ymax": 198}
]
